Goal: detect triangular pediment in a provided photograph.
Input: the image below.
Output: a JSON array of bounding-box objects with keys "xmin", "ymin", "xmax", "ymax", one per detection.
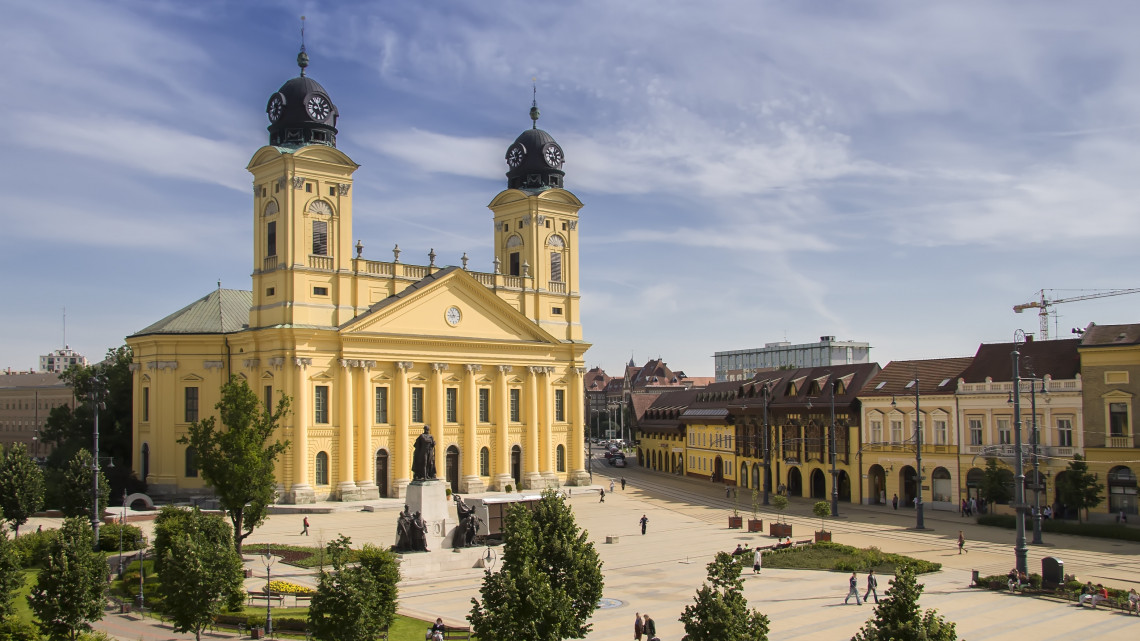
[
  {"xmin": 181, "ymin": 374, "xmax": 203, "ymax": 382},
  {"xmin": 313, "ymin": 371, "xmax": 334, "ymax": 381},
  {"xmin": 508, "ymin": 376, "xmax": 524, "ymax": 384},
  {"xmin": 444, "ymin": 374, "xmax": 461, "ymax": 383},
  {"xmin": 261, "ymin": 371, "xmax": 274, "ymax": 380},
  {"xmin": 341, "ymin": 267, "xmax": 562, "ymax": 346},
  {"xmin": 371, "ymin": 373, "xmax": 392, "ymax": 382}
]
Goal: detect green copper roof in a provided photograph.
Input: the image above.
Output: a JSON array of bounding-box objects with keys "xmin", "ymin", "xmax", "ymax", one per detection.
[{"xmin": 131, "ymin": 289, "xmax": 251, "ymax": 337}]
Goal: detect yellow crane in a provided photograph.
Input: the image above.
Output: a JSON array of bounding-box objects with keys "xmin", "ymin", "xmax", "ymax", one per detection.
[{"xmin": 1013, "ymin": 288, "xmax": 1140, "ymax": 340}]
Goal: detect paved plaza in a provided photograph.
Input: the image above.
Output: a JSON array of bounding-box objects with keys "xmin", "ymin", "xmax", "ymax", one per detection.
[{"xmin": 70, "ymin": 459, "xmax": 1140, "ymax": 640}]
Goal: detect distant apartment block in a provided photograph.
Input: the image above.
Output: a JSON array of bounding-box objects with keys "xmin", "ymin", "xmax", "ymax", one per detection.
[
  {"xmin": 714, "ymin": 336, "xmax": 872, "ymax": 381},
  {"xmin": 39, "ymin": 347, "xmax": 87, "ymax": 374}
]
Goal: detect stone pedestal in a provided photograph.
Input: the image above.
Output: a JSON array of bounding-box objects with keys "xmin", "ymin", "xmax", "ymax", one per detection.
[
  {"xmin": 541, "ymin": 472, "xmax": 560, "ymax": 488},
  {"xmin": 288, "ymin": 483, "xmax": 316, "ymax": 505},
  {"xmin": 338, "ymin": 481, "xmax": 365, "ymax": 502},
  {"xmin": 355, "ymin": 480, "xmax": 380, "ymax": 500},
  {"xmin": 460, "ymin": 475, "xmax": 486, "ymax": 494},
  {"xmin": 405, "ymin": 479, "xmax": 449, "ymax": 551},
  {"xmin": 568, "ymin": 469, "xmax": 591, "ymax": 486},
  {"xmin": 492, "ymin": 474, "xmax": 514, "ymax": 492},
  {"xmin": 522, "ymin": 472, "xmax": 544, "ymax": 490},
  {"xmin": 393, "ymin": 478, "xmax": 410, "ymax": 499}
]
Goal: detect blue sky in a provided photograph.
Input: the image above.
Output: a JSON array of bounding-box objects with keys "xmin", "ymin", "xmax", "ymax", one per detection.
[{"xmin": 3, "ymin": 1, "xmax": 1140, "ymax": 377}]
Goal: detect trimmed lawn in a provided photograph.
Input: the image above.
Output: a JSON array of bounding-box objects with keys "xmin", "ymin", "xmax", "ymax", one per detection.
[{"xmin": 14, "ymin": 569, "xmax": 37, "ymax": 624}]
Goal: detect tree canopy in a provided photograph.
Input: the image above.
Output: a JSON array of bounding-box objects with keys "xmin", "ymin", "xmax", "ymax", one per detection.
[
  {"xmin": 978, "ymin": 458, "xmax": 1013, "ymax": 506},
  {"xmin": 1056, "ymin": 454, "xmax": 1104, "ymax": 523},
  {"xmin": 28, "ymin": 517, "xmax": 107, "ymax": 641},
  {"xmin": 469, "ymin": 489, "xmax": 604, "ymax": 641},
  {"xmin": 156, "ymin": 512, "xmax": 243, "ymax": 641},
  {"xmin": 0, "ymin": 443, "xmax": 45, "ymax": 535},
  {"xmin": 179, "ymin": 375, "xmax": 290, "ymax": 554},
  {"xmin": 680, "ymin": 552, "xmax": 770, "ymax": 641},
  {"xmin": 308, "ymin": 536, "xmax": 400, "ymax": 641},
  {"xmin": 56, "ymin": 449, "xmax": 110, "ymax": 521},
  {"xmin": 42, "ymin": 346, "xmax": 142, "ymax": 499},
  {"xmin": 851, "ymin": 564, "xmax": 957, "ymax": 641},
  {"xmin": 0, "ymin": 511, "xmax": 23, "ymax": 618}
]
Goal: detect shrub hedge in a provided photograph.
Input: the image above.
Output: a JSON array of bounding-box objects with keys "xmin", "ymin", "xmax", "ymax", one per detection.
[
  {"xmin": 97, "ymin": 522, "xmax": 145, "ymax": 552},
  {"xmin": 11, "ymin": 529, "xmax": 59, "ymax": 568},
  {"xmin": 761, "ymin": 542, "xmax": 941, "ymax": 574},
  {"xmin": 976, "ymin": 514, "xmax": 1140, "ymax": 542}
]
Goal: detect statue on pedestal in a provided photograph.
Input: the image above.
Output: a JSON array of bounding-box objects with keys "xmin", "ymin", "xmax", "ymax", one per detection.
[
  {"xmin": 411, "ymin": 510, "xmax": 429, "ymax": 552},
  {"xmin": 412, "ymin": 425, "xmax": 437, "ymax": 480},
  {"xmin": 453, "ymin": 494, "xmax": 484, "ymax": 548},
  {"xmin": 394, "ymin": 505, "xmax": 414, "ymax": 552}
]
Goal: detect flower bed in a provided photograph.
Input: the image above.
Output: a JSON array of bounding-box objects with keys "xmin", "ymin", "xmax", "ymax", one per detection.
[
  {"xmin": 245, "ymin": 543, "xmax": 359, "ymax": 568},
  {"xmin": 268, "ymin": 580, "xmax": 315, "ymax": 595},
  {"xmin": 762, "ymin": 542, "xmax": 941, "ymax": 574}
]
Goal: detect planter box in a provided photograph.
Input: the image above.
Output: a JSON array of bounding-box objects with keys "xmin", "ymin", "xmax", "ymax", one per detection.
[
  {"xmin": 769, "ymin": 523, "xmax": 792, "ymax": 538},
  {"xmin": 747, "ymin": 519, "xmax": 764, "ymax": 532},
  {"xmin": 250, "ymin": 629, "xmax": 263, "ymax": 640},
  {"xmin": 119, "ymin": 603, "xmax": 131, "ymax": 614},
  {"xmin": 244, "ymin": 568, "xmax": 254, "ymax": 578},
  {"xmin": 728, "ymin": 516, "xmax": 743, "ymax": 529},
  {"xmin": 815, "ymin": 530, "xmax": 832, "ymax": 542}
]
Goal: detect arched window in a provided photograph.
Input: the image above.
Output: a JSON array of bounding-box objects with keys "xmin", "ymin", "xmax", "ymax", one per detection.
[
  {"xmin": 315, "ymin": 451, "xmax": 329, "ymax": 485},
  {"xmin": 479, "ymin": 447, "xmax": 490, "ymax": 476},
  {"xmin": 548, "ymin": 235, "xmax": 565, "ymax": 282},
  {"xmin": 185, "ymin": 446, "xmax": 198, "ymax": 478},
  {"xmin": 556, "ymin": 444, "xmax": 566, "ymax": 472}
]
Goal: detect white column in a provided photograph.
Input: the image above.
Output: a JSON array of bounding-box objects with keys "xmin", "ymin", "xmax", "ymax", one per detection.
[
  {"xmin": 291, "ymin": 357, "xmax": 315, "ymax": 504},
  {"xmin": 356, "ymin": 360, "xmax": 378, "ymax": 498},
  {"xmin": 461, "ymin": 364, "xmax": 485, "ymax": 493}
]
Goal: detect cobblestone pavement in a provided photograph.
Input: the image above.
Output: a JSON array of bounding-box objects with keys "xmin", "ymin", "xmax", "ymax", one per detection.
[{"xmin": 49, "ymin": 456, "xmax": 1138, "ymax": 640}]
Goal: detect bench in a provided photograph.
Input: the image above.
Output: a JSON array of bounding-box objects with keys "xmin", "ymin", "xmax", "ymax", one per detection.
[
  {"xmin": 293, "ymin": 593, "xmax": 313, "ymax": 607},
  {"xmin": 443, "ymin": 626, "xmax": 472, "ymax": 641},
  {"xmin": 247, "ymin": 592, "xmax": 285, "ymax": 607}
]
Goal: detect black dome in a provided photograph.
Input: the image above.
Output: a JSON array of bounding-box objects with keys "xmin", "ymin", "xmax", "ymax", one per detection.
[
  {"xmin": 505, "ymin": 104, "xmax": 565, "ymax": 191},
  {"xmin": 265, "ymin": 54, "xmax": 339, "ymax": 148}
]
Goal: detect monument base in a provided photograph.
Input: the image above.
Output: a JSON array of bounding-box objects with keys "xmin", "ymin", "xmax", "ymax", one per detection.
[
  {"xmin": 568, "ymin": 469, "xmax": 591, "ymax": 486},
  {"xmin": 522, "ymin": 472, "xmax": 545, "ymax": 490},
  {"xmin": 404, "ymin": 479, "xmax": 450, "ymax": 551},
  {"xmin": 397, "ymin": 545, "xmax": 497, "ymax": 580},
  {"xmin": 393, "ymin": 478, "xmax": 411, "ymax": 499},
  {"xmin": 492, "ymin": 474, "xmax": 514, "ymax": 492}
]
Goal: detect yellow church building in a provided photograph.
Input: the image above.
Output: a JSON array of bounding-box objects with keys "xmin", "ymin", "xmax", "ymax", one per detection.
[{"xmin": 127, "ymin": 48, "xmax": 591, "ymax": 503}]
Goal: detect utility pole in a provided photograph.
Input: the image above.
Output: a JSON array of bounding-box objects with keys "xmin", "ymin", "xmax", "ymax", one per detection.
[{"xmin": 1011, "ymin": 331, "xmax": 1029, "ymax": 575}]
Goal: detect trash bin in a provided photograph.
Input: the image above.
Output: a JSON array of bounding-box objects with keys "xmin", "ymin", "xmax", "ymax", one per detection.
[{"xmin": 1042, "ymin": 557, "xmax": 1063, "ymax": 589}]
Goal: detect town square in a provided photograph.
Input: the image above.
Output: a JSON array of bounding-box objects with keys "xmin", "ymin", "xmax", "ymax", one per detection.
[{"xmin": 2, "ymin": 2, "xmax": 1140, "ymax": 640}]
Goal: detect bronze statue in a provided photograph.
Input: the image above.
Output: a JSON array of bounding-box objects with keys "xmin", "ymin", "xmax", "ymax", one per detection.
[
  {"xmin": 412, "ymin": 425, "xmax": 437, "ymax": 480},
  {"xmin": 411, "ymin": 510, "xmax": 429, "ymax": 552},
  {"xmin": 453, "ymin": 494, "xmax": 484, "ymax": 548},
  {"xmin": 393, "ymin": 505, "xmax": 413, "ymax": 552}
]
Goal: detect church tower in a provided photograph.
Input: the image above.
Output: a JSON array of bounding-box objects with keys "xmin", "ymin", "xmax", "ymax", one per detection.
[
  {"xmin": 248, "ymin": 47, "xmax": 360, "ymax": 330},
  {"xmin": 489, "ymin": 97, "xmax": 584, "ymax": 341}
]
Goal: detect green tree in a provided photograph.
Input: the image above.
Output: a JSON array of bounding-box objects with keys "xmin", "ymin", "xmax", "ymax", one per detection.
[
  {"xmin": 1056, "ymin": 453, "xmax": 1104, "ymax": 523},
  {"xmin": 41, "ymin": 346, "xmax": 142, "ymax": 500},
  {"xmin": 152, "ymin": 506, "xmax": 235, "ymax": 575},
  {"xmin": 179, "ymin": 375, "xmax": 290, "ymax": 554},
  {"xmin": 679, "ymin": 551, "xmax": 770, "ymax": 641},
  {"xmin": 0, "ymin": 443, "xmax": 45, "ymax": 535},
  {"xmin": 851, "ymin": 563, "xmax": 957, "ymax": 641},
  {"xmin": 0, "ymin": 510, "xmax": 24, "ymax": 618},
  {"xmin": 56, "ymin": 449, "xmax": 110, "ymax": 521},
  {"xmin": 156, "ymin": 522, "xmax": 243, "ymax": 641},
  {"xmin": 27, "ymin": 517, "xmax": 107, "ymax": 641},
  {"xmin": 771, "ymin": 494, "xmax": 788, "ymax": 523},
  {"xmin": 813, "ymin": 501, "xmax": 831, "ymax": 532},
  {"xmin": 308, "ymin": 536, "xmax": 400, "ymax": 641},
  {"xmin": 978, "ymin": 458, "xmax": 1012, "ymax": 506},
  {"xmin": 469, "ymin": 489, "xmax": 603, "ymax": 641}
]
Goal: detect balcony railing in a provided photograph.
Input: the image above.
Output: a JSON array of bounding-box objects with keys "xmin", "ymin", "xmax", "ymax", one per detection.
[
  {"xmin": 263, "ymin": 255, "xmax": 278, "ymax": 271},
  {"xmin": 547, "ymin": 281, "xmax": 566, "ymax": 293},
  {"xmin": 308, "ymin": 255, "xmax": 333, "ymax": 270},
  {"xmin": 1108, "ymin": 436, "xmax": 1133, "ymax": 448}
]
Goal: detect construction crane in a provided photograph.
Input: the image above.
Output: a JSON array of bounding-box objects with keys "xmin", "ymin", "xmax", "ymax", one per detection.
[{"xmin": 1014, "ymin": 288, "xmax": 1140, "ymax": 340}]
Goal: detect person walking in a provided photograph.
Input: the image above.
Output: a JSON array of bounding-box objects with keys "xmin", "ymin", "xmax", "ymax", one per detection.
[
  {"xmin": 958, "ymin": 530, "xmax": 967, "ymax": 554},
  {"xmin": 301, "ymin": 516, "xmax": 310, "ymax": 536},
  {"xmin": 753, "ymin": 546, "xmax": 763, "ymax": 574},
  {"xmin": 864, "ymin": 569, "xmax": 879, "ymax": 603},
  {"xmin": 892, "ymin": 494, "xmax": 899, "ymax": 510},
  {"xmin": 621, "ymin": 477, "xmax": 627, "ymax": 490},
  {"xmin": 599, "ymin": 488, "xmax": 605, "ymax": 503},
  {"xmin": 639, "ymin": 514, "xmax": 648, "ymax": 535},
  {"xmin": 845, "ymin": 571, "xmax": 863, "ymax": 605},
  {"xmin": 634, "ymin": 612, "xmax": 643, "ymax": 641},
  {"xmin": 643, "ymin": 614, "xmax": 656, "ymax": 641}
]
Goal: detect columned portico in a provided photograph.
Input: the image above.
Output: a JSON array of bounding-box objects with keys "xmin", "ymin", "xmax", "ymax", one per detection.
[
  {"xmin": 291, "ymin": 357, "xmax": 315, "ymax": 504},
  {"xmin": 462, "ymin": 364, "xmax": 486, "ymax": 493},
  {"xmin": 393, "ymin": 361, "xmax": 413, "ymax": 498},
  {"xmin": 494, "ymin": 365, "xmax": 513, "ymax": 490}
]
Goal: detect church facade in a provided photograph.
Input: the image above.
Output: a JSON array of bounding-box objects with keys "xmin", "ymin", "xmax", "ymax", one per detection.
[{"xmin": 127, "ymin": 49, "xmax": 591, "ymax": 503}]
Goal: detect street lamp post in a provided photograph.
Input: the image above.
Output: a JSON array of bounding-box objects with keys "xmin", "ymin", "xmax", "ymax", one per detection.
[
  {"xmin": 761, "ymin": 384, "xmax": 772, "ymax": 506},
  {"xmin": 89, "ymin": 378, "xmax": 106, "ymax": 551},
  {"xmin": 137, "ymin": 548, "xmax": 145, "ymax": 612},
  {"xmin": 892, "ymin": 370, "xmax": 925, "ymax": 530},
  {"xmin": 1010, "ymin": 331, "xmax": 1029, "ymax": 576},
  {"xmin": 829, "ymin": 380, "xmax": 839, "ymax": 517},
  {"xmin": 262, "ymin": 545, "xmax": 276, "ymax": 637},
  {"xmin": 118, "ymin": 489, "xmax": 126, "ymax": 576},
  {"xmin": 1013, "ymin": 375, "xmax": 1048, "ymax": 545}
]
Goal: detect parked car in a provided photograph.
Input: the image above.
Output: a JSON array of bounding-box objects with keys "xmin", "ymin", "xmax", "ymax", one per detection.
[{"xmin": 610, "ymin": 454, "xmax": 626, "ymax": 468}]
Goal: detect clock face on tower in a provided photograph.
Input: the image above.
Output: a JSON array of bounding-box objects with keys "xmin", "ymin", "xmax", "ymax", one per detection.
[
  {"xmin": 506, "ymin": 144, "xmax": 525, "ymax": 168},
  {"xmin": 445, "ymin": 306, "xmax": 462, "ymax": 327},
  {"xmin": 306, "ymin": 94, "xmax": 332, "ymax": 121},
  {"xmin": 267, "ymin": 94, "xmax": 285, "ymax": 122},
  {"xmin": 543, "ymin": 143, "xmax": 564, "ymax": 168}
]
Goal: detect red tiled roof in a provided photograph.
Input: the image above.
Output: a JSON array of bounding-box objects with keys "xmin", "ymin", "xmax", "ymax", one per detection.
[
  {"xmin": 958, "ymin": 338, "xmax": 1079, "ymax": 383},
  {"xmin": 1080, "ymin": 323, "xmax": 1140, "ymax": 347},
  {"xmin": 861, "ymin": 357, "xmax": 974, "ymax": 397}
]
